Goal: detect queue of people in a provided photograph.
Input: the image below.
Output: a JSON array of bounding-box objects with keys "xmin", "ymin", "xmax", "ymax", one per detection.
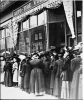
[{"xmin": 0, "ymin": 42, "xmax": 83, "ymax": 99}]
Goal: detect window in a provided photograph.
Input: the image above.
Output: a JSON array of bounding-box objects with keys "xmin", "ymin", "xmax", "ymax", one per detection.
[
  {"xmin": 6, "ymin": 28, "xmax": 10, "ymax": 37},
  {"xmin": 23, "ymin": 19, "xmax": 29, "ymax": 30},
  {"xmin": 30, "ymin": 15, "xmax": 37, "ymax": 28},
  {"xmin": 38, "ymin": 11, "xmax": 46, "ymax": 25},
  {"xmin": 1, "ymin": 29, "xmax": 5, "ymax": 38},
  {"xmin": 77, "ymin": 11, "xmax": 81, "ymax": 17}
]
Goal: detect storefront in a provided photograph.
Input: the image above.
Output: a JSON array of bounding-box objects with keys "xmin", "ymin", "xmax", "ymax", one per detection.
[{"xmin": 0, "ymin": 0, "xmax": 82, "ymax": 55}]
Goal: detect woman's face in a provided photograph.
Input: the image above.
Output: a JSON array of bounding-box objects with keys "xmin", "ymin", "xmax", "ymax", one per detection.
[{"xmin": 13, "ymin": 58, "xmax": 16, "ymax": 62}]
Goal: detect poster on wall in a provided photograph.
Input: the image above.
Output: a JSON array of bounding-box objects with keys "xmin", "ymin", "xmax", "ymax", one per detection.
[
  {"xmin": 39, "ymin": 33, "xmax": 42, "ymax": 39},
  {"xmin": 39, "ymin": 42, "xmax": 43, "ymax": 50},
  {"xmin": 35, "ymin": 34, "xmax": 38, "ymax": 40}
]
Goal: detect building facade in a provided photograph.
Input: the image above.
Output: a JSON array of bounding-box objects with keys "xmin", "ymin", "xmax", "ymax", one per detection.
[{"xmin": 0, "ymin": 0, "xmax": 82, "ymax": 55}]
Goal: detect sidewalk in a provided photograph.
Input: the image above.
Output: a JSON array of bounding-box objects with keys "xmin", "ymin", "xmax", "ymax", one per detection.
[{"xmin": 1, "ymin": 84, "xmax": 58, "ymax": 99}]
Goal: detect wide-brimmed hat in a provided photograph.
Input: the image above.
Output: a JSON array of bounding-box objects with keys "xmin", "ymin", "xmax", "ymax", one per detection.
[{"xmin": 73, "ymin": 45, "xmax": 80, "ymax": 51}]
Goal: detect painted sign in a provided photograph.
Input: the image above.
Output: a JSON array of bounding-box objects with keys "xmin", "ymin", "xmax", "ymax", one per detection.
[{"xmin": 13, "ymin": 0, "xmax": 48, "ymax": 16}]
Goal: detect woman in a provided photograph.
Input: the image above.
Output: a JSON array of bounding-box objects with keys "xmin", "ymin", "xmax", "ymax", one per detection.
[
  {"xmin": 50, "ymin": 53, "xmax": 58, "ymax": 96},
  {"xmin": 70, "ymin": 46, "xmax": 82, "ymax": 99},
  {"xmin": 4, "ymin": 58, "xmax": 13, "ymax": 87},
  {"xmin": 60, "ymin": 49, "xmax": 73, "ymax": 99},
  {"xmin": 43, "ymin": 51, "xmax": 51, "ymax": 94},
  {"xmin": 53, "ymin": 53, "xmax": 64, "ymax": 98},
  {"xmin": 29, "ymin": 53, "xmax": 45, "ymax": 96},
  {"xmin": 12, "ymin": 57, "xmax": 18, "ymax": 87},
  {"xmin": 23, "ymin": 58, "xmax": 32, "ymax": 93}
]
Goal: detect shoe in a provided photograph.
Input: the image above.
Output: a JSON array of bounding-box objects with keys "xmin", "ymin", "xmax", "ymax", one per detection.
[{"xmin": 39, "ymin": 91, "xmax": 45, "ymax": 96}]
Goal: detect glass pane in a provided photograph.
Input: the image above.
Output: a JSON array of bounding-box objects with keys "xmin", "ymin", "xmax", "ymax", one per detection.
[
  {"xmin": 23, "ymin": 21, "xmax": 27, "ymax": 30},
  {"xmin": 26, "ymin": 20, "xmax": 29, "ymax": 29},
  {"xmin": 38, "ymin": 11, "xmax": 46, "ymax": 25},
  {"xmin": 23, "ymin": 19, "xmax": 29, "ymax": 30},
  {"xmin": 1, "ymin": 29, "xmax": 5, "ymax": 38},
  {"xmin": 6, "ymin": 28, "xmax": 10, "ymax": 37},
  {"xmin": 35, "ymin": 34, "xmax": 38, "ymax": 40},
  {"xmin": 39, "ymin": 33, "xmax": 42, "ymax": 39},
  {"xmin": 1, "ymin": 38, "xmax": 5, "ymax": 50},
  {"xmin": 30, "ymin": 16, "xmax": 37, "ymax": 28},
  {"xmin": 77, "ymin": 11, "xmax": 81, "ymax": 17},
  {"xmin": 0, "ymin": 31, "xmax": 2, "ymax": 39}
]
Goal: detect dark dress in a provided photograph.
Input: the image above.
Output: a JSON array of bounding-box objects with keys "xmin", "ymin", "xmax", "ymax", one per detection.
[
  {"xmin": 50, "ymin": 59, "xmax": 58, "ymax": 95},
  {"xmin": 29, "ymin": 59, "xmax": 45, "ymax": 94},
  {"xmin": 20, "ymin": 60, "xmax": 26, "ymax": 89},
  {"xmin": 61, "ymin": 56, "xmax": 73, "ymax": 99},
  {"xmin": 43, "ymin": 57, "xmax": 51, "ymax": 94},
  {"xmin": 70, "ymin": 56, "xmax": 82, "ymax": 99},
  {"xmin": 4, "ymin": 62, "xmax": 13, "ymax": 87},
  {"xmin": 53, "ymin": 58, "xmax": 64, "ymax": 97},
  {"xmin": 23, "ymin": 62, "xmax": 31, "ymax": 92}
]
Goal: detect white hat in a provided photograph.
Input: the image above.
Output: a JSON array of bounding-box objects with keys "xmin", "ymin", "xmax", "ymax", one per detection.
[{"xmin": 73, "ymin": 45, "xmax": 80, "ymax": 50}]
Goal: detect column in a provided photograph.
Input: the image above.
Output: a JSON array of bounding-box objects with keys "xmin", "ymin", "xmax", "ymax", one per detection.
[
  {"xmin": 46, "ymin": 10, "xmax": 49, "ymax": 51},
  {"xmin": 73, "ymin": 0, "xmax": 78, "ymax": 45},
  {"xmin": 81, "ymin": 1, "xmax": 83, "ymax": 99},
  {"xmin": 64, "ymin": 21, "xmax": 67, "ymax": 46}
]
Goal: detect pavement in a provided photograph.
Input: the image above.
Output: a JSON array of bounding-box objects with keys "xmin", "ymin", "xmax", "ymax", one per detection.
[
  {"xmin": 1, "ymin": 84, "xmax": 58, "ymax": 99},
  {"xmin": 0, "ymin": 72, "xmax": 58, "ymax": 99}
]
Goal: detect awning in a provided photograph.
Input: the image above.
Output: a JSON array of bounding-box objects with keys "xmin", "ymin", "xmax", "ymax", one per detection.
[{"xmin": 17, "ymin": 0, "xmax": 63, "ymax": 22}]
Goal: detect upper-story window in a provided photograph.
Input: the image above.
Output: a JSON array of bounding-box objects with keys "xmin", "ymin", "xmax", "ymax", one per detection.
[
  {"xmin": 0, "ymin": 29, "xmax": 5, "ymax": 39},
  {"xmin": 38, "ymin": 11, "xmax": 46, "ymax": 26},
  {"xmin": 23, "ymin": 19, "xmax": 29, "ymax": 30},
  {"xmin": 30, "ymin": 15, "xmax": 37, "ymax": 28}
]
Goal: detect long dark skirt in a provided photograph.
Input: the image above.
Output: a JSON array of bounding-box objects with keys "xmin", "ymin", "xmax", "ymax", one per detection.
[
  {"xmin": 53, "ymin": 77, "xmax": 62, "ymax": 97},
  {"xmin": 24, "ymin": 72, "xmax": 30, "ymax": 92},
  {"xmin": 30, "ymin": 68, "xmax": 45, "ymax": 94},
  {"xmin": 70, "ymin": 70, "xmax": 80, "ymax": 99},
  {"xmin": 44, "ymin": 71, "xmax": 51, "ymax": 94},
  {"xmin": 4, "ymin": 70, "xmax": 13, "ymax": 87},
  {"xmin": 20, "ymin": 76, "xmax": 24, "ymax": 90}
]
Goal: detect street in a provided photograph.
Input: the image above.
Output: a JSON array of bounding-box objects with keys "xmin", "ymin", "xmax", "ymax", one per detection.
[{"xmin": 1, "ymin": 83, "xmax": 57, "ymax": 99}]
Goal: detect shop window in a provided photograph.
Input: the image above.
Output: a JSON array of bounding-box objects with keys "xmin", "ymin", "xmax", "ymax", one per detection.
[
  {"xmin": 77, "ymin": 11, "xmax": 81, "ymax": 17},
  {"xmin": 6, "ymin": 28, "xmax": 10, "ymax": 37},
  {"xmin": 38, "ymin": 11, "xmax": 46, "ymax": 25},
  {"xmin": 30, "ymin": 15, "xmax": 37, "ymax": 28},
  {"xmin": 78, "ymin": 34, "xmax": 82, "ymax": 43},
  {"xmin": 1, "ymin": 29, "xmax": 5, "ymax": 38},
  {"xmin": 35, "ymin": 34, "xmax": 38, "ymax": 40},
  {"xmin": 0, "ymin": 31, "xmax": 2, "ymax": 39}
]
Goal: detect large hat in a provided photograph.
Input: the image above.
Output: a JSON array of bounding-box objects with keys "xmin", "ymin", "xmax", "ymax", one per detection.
[{"xmin": 73, "ymin": 45, "xmax": 80, "ymax": 51}]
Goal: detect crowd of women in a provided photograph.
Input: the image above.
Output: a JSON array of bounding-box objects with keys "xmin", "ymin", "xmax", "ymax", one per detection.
[{"xmin": 0, "ymin": 42, "xmax": 83, "ymax": 99}]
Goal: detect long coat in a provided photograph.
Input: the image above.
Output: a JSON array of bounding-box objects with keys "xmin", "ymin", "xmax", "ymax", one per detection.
[
  {"xmin": 29, "ymin": 59, "xmax": 45, "ymax": 94},
  {"xmin": 70, "ymin": 56, "xmax": 82, "ymax": 99},
  {"xmin": 23, "ymin": 62, "xmax": 31, "ymax": 91},
  {"xmin": 53, "ymin": 58, "xmax": 64, "ymax": 97},
  {"xmin": 61, "ymin": 57, "xmax": 73, "ymax": 99},
  {"xmin": 4, "ymin": 62, "xmax": 13, "ymax": 87},
  {"xmin": 19, "ymin": 60, "xmax": 26, "ymax": 89},
  {"xmin": 13, "ymin": 62, "xmax": 18, "ymax": 82},
  {"xmin": 43, "ymin": 58, "xmax": 51, "ymax": 94}
]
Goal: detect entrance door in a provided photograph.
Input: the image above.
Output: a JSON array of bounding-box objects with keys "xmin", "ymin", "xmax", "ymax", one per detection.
[{"xmin": 49, "ymin": 22, "xmax": 65, "ymax": 48}]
